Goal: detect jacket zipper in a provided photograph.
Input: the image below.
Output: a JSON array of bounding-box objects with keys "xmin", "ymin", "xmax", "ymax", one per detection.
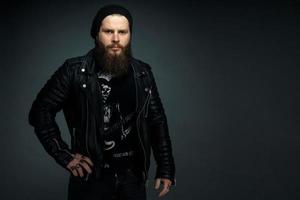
[
  {"xmin": 136, "ymin": 88, "xmax": 152, "ymax": 186},
  {"xmin": 132, "ymin": 65, "xmax": 150, "ymax": 182},
  {"xmin": 143, "ymin": 88, "xmax": 152, "ymax": 118},
  {"xmin": 84, "ymin": 94, "xmax": 92, "ymax": 181}
]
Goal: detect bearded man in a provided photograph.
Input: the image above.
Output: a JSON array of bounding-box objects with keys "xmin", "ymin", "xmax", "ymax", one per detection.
[{"xmin": 29, "ymin": 4, "xmax": 175, "ymax": 200}]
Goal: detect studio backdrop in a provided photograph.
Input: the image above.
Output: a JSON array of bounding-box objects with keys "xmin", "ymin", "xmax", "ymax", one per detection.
[{"xmin": 2, "ymin": 0, "xmax": 300, "ymax": 199}]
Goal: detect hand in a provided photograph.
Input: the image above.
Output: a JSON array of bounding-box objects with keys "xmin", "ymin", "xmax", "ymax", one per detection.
[
  {"xmin": 66, "ymin": 153, "xmax": 94, "ymax": 178},
  {"xmin": 155, "ymin": 178, "xmax": 172, "ymax": 197}
]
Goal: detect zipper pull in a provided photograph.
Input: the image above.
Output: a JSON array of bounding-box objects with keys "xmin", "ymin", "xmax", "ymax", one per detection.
[
  {"xmin": 115, "ymin": 173, "xmax": 119, "ymax": 187},
  {"xmin": 144, "ymin": 89, "xmax": 152, "ymax": 118}
]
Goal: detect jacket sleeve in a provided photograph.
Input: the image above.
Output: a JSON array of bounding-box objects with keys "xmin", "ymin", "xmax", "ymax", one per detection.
[
  {"xmin": 28, "ymin": 61, "xmax": 74, "ymax": 169},
  {"xmin": 146, "ymin": 67, "xmax": 176, "ymax": 185}
]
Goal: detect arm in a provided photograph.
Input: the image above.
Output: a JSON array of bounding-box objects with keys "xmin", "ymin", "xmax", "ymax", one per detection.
[
  {"xmin": 28, "ymin": 61, "xmax": 74, "ymax": 169},
  {"xmin": 146, "ymin": 67, "xmax": 176, "ymax": 186}
]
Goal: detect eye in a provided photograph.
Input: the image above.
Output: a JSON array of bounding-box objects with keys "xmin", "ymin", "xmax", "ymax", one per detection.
[
  {"xmin": 119, "ymin": 30, "xmax": 128, "ymax": 34},
  {"xmin": 104, "ymin": 30, "xmax": 113, "ymax": 34}
]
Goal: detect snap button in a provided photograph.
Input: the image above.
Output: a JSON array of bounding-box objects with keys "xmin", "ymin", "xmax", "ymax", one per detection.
[
  {"xmin": 81, "ymin": 68, "xmax": 85, "ymax": 72},
  {"xmin": 144, "ymin": 88, "xmax": 149, "ymax": 92},
  {"xmin": 82, "ymin": 84, "xmax": 86, "ymax": 88}
]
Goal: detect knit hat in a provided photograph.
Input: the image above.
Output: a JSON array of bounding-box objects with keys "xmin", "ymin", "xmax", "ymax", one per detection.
[{"xmin": 90, "ymin": 4, "xmax": 133, "ymax": 39}]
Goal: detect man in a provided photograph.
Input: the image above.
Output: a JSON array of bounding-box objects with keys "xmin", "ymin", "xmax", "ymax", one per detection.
[{"xmin": 29, "ymin": 4, "xmax": 175, "ymax": 200}]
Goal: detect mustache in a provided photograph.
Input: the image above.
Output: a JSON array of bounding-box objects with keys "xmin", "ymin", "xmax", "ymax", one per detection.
[{"xmin": 106, "ymin": 43, "xmax": 124, "ymax": 49}]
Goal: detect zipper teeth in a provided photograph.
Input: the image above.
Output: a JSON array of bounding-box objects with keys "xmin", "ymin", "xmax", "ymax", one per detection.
[{"xmin": 52, "ymin": 138, "xmax": 73, "ymax": 157}]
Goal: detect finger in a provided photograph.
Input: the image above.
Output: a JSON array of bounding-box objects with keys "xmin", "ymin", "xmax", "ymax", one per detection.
[
  {"xmin": 159, "ymin": 185, "xmax": 170, "ymax": 197},
  {"xmin": 70, "ymin": 167, "xmax": 78, "ymax": 177},
  {"xmin": 82, "ymin": 156, "xmax": 94, "ymax": 166},
  {"xmin": 158, "ymin": 180, "xmax": 171, "ymax": 197},
  {"xmin": 76, "ymin": 165, "xmax": 84, "ymax": 177},
  {"xmin": 163, "ymin": 179, "xmax": 172, "ymax": 188},
  {"xmin": 67, "ymin": 159, "xmax": 77, "ymax": 170},
  {"xmin": 158, "ymin": 187, "xmax": 169, "ymax": 197},
  {"xmin": 79, "ymin": 160, "xmax": 92, "ymax": 174},
  {"xmin": 155, "ymin": 179, "xmax": 161, "ymax": 189}
]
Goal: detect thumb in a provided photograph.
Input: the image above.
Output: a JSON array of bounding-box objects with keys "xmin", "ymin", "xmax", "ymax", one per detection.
[{"xmin": 155, "ymin": 178, "xmax": 161, "ymax": 189}]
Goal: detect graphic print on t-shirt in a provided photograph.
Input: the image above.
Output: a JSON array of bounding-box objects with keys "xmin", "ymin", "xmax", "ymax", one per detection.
[{"xmin": 97, "ymin": 72, "xmax": 133, "ymax": 152}]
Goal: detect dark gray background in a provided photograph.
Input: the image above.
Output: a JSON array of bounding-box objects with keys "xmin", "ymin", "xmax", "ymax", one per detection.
[{"xmin": 2, "ymin": 0, "xmax": 300, "ymax": 199}]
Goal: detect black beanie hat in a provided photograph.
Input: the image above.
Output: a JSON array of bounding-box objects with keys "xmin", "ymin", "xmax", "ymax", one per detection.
[{"xmin": 90, "ymin": 4, "xmax": 133, "ymax": 39}]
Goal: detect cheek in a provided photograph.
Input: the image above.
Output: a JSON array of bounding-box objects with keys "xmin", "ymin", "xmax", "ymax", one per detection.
[
  {"xmin": 98, "ymin": 34, "xmax": 110, "ymax": 45},
  {"xmin": 121, "ymin": 36, "xmax": 130, "ymax": 45}
]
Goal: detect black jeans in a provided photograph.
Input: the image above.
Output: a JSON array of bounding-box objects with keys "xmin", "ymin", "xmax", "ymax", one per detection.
[{"xmin": 68, "ymin": 168, "xmax": 147, "ymax": 200}]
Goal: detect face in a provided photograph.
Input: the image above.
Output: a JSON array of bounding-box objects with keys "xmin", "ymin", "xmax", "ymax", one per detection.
[{"xmin": 97, "ymin": 14, "xmax": 131, "ymax": 56}]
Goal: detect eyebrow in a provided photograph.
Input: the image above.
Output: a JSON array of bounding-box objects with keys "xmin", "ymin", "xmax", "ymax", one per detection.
[{"xmin": 102, "ymin": 28, "xmax": 128, "ymax": 32}]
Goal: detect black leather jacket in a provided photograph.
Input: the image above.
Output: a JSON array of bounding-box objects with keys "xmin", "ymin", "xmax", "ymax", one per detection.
[{"xmin": 29, "ymin": 49, "xmax": 175, "ymax": 184}]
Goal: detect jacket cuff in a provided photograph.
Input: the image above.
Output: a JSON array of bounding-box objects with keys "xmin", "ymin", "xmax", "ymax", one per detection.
[
  {"xmin": 155, "ymin": 168, "xmax": 176, "ymax": 186},
  {"xmin": 55, "ymin": 150, "xmax": 74, "ymax": 169},
  {"xmin": 50, "ymin": 137, "xmax": 74, "ymax": 168}
]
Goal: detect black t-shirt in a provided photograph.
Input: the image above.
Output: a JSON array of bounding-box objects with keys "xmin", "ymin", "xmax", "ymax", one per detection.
[{"xmin": 97, "ymin": 66, "xmax": 138, "ymax": 171}]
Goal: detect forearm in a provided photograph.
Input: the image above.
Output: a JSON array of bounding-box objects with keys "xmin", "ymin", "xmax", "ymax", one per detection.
[
  {"xmin": 29, "ymin": 61, "xmax": 74, "ymax": 168},
  {"xmin": 32, "ymin": 115, "xmax": 74, "ymax": 168}
]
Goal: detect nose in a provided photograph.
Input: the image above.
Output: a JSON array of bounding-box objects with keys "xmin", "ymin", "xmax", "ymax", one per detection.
[{"xmin": 112, "ymin": 33, "xmax": 119, "ymax": 43}]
